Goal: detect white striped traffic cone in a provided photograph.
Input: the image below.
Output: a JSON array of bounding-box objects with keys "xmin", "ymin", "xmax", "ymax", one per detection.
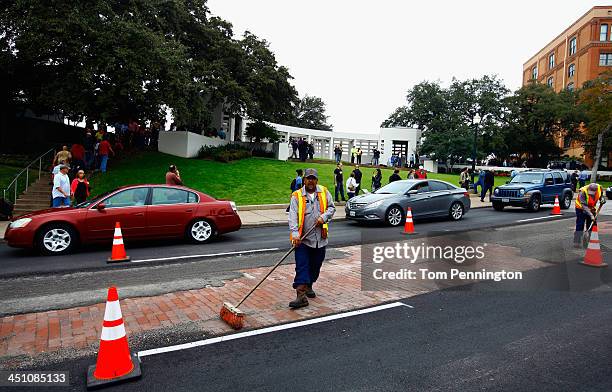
[
  {"xmin": 580, "ymin": 224, "xmax": 607, "ymax": 268},
  {"xmin": 87, "ymin": 286, "xmax": 141, "ymax": 388},
  {"xmin": 108, "ymin": 222, "xmax": 130, "ymax": 263}
]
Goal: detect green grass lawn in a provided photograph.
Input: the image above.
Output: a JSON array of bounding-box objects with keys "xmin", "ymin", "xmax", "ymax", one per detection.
[
  {"xmin": 0, "ymin": 165, "xmax": 39, "ymax": 201},
  {"xmin": 88, "ymin": 152, "xmax": 527, "ymax": 205}
]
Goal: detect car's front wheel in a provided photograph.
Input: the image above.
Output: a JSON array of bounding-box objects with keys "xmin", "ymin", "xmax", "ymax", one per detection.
[
  {"xmin": 385, "ymin": 206, "xmax": 404, "ymax": 227},
  {"xmin": 561, "ymin": 193, "xmax": 572, "ymax": 209},
  {"xmin": 449, "ymin": 202, "xmax": 464, "ymax": 221},
  {"xmin": 187, "ymin": 219, "xmax": 215, "ymax": 243},
  {"xmin": 37, "ymin": 224, "xmax": 77, "ymax": 256},
  {"xmin": 527, "ymin": 195, "xmax": 541, "ymax": 212}
]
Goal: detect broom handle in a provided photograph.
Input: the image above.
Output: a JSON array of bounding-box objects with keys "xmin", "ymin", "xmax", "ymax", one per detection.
[
  {"xmin": 586, "ymin": 204, "xmax": 603, "ymax": 232},
  {"xmin": 235, "ymin": 223, "xmax": 319, "ymax": 308}
]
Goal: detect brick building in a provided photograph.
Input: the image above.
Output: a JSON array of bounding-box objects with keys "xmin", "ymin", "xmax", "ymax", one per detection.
[{"xmin": 522, "ymin": 6, "xmax": 612, "ymax": 169}]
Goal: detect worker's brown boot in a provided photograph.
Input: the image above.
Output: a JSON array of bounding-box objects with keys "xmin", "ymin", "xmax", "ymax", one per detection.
[
  {"xmin": 306, "ymin": 284, "xmax": 316, "ymax": 298},
  {"xmin": 289, "ymin": 285, "xmax": 309, "ymax": 309}
]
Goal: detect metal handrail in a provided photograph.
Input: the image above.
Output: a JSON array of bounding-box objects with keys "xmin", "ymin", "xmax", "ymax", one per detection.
[{"xmin": 2, "ymin": 148, "xmax": 57, "ymax": 204}]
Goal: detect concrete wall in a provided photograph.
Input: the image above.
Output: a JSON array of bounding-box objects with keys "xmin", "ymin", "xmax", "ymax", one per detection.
[{"xmin": 158, "ymin": 131, "xmax": 228, "ymax": 158}]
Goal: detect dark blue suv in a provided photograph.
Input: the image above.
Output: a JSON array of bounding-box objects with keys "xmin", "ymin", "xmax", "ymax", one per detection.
[{"xmin": 491, "ymin": 170, "xmax": 573, "ymax": 212}]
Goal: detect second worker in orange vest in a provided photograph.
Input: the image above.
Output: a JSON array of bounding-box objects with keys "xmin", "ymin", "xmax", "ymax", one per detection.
[{"xmin": 288, "ymin": 168, "xmax": 336, "ymax": 309}]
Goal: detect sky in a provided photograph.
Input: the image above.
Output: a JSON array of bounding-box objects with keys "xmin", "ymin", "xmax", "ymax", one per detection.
[{"xmin": 207, "ymin": 0, "xmax": 610, "ymax": 133}]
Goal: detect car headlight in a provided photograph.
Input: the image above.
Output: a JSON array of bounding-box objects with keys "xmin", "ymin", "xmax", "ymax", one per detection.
[
  {"xmin": 229, "ymin": 201, "xmax": 238, "ymax": 213},
  {"xmin": 368, "ymin": 200, "xmax": 385, "ymax": 209},
  {"xmin": 10, "ymin": 218, "xmax": 32, "ymax": 228},
  {"xmin": 494, "ymin": 188, "xmax": 499, "ymax": 195},
  {"xmin": 519, "ymin": 189, "xmax": 525, "ymax": 196}
]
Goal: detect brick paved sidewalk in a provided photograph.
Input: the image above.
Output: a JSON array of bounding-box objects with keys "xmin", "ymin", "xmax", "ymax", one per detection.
[{"xmin": 0, "ymin": 240, "xmax": 552, "ymax": 363}]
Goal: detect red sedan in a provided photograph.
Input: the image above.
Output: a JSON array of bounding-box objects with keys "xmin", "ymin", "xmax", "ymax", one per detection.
[{"xmin": 4, "ymin": 184, "xmax": 242, "ymax": 255}]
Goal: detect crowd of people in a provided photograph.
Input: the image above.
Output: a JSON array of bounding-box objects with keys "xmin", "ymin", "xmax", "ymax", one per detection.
[{"xmin": 289, "ymin": 138, "xmax": 315, "ymax": 162}]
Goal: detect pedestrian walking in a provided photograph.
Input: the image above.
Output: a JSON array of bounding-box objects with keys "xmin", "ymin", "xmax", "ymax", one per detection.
[
  {"xmin": 308, "ymin": 143, "xmax": 315, "ymax": 160},
  {"xmin": 70, "ymin": 142, "xmax": 86, "ymax": 173},
  {"xmin": 389, "ymin": 169, "xmax": 401, "ymax": 183},
  {"xmin": 53, "ymin": 145, "xmax": 72, "ymax": 166},
  {"xmin": 473, "ymin": 169, "xmax": 485, "ymax": 194},
  {"xmin": 350, "ymin": 146, "xmax": 357, "ymax": 164},
  {"xmin": 98, "ymin": 136, "xmax": 114, "ymax": 173},
  {"xmin": 481, "ymin": 170, "xmax": 495, "ymax": 202},
  {"xmin": 346, "ymin": 172, "xmax": 359, "ymax": 199},
  {"xmin": 371, "ymin": 148, "xmax": 380, "ymax": 166},
  {"xmin": 288, "ymin": 168, "xmax": 335, "ymax": 308},
  {"xmin": 71, "ymin": 169, "xmax": 90, "ymax": 205},
  {"xmin": 290, "ymin": 138, "xmax": 298, "ymax": 159},
  {"xmin": 371, "ymin": 168, "xmax": 382, "ymax": 192},
  {"xmin": 52, "ymin": 164, "xmax": 71, "ymax": 208},
  {"xmin": 356, "ymin": 147, "xmax": 363, "ymax": 164},
  {"xmin": 352, "ymin": 165, "xmax": 363, "ymax": 195},
  {"xmin": 165, "ymin": 164, "xmax": 183, "ymax": 185},
  {"xmin": 333, "ymin": 163, "xmax": 346, "ymax": 202},
  {"xmin": 573, "ymin": 183, "xmax": 606, "ymax": 248},
  {"xmin": 570, "ymin": 170, "xmax": 579, "ymax": 192},
  {"xmin": 578, "ymin": 169, "xmax": 590, "ymax": 188}
]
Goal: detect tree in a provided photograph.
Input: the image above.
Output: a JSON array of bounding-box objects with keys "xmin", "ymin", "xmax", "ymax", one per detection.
[
  {"xmin": 245, "ymin": 120, "xmax": 279, "ymax": 142},
  {"xmin": 502, "ymin": 82, "xmax": 582, "ymax": 167},
  {"xmin": 291, "ymin": 95, "xmax": 332, "ymax": 130},
  {"xmin": 578, "ymin": 70, "xmax": 612, "ymax": 180},
  {"xmin": 382, "ymin": 76, "xmax": 509, "ymax": 170}
]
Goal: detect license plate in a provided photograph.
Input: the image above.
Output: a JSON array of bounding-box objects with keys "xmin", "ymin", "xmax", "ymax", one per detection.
[
  {"xmin": 502, "ymin": 198, "xmax": 510, "ymax": 203},
  {"xmin": 349, "ymin": 211, "xmax": 356, "ymax": 216}
]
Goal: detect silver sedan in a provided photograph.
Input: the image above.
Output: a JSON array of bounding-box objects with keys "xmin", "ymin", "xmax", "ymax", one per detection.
[{"xmin": 345, "ymin": 179, "xmax": 471, "ymax": 226}]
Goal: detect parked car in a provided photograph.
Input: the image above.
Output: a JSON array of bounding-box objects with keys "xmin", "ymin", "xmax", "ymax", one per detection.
[
  {"xmin": 491, "ymin": 169, "xmax": 573, "ymax": 212},
  {"xmin": 345, "ymin": 179, "xmax": 471, "ymax": 226},
  {"xmin": 4, "ymin": 184, "xmax": 242, "ymax": 255}
]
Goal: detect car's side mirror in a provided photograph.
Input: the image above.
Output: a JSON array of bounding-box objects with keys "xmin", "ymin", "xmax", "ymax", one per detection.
[{"xmin": 96, "ymin": 203, "xmax": 106, "ymax": 210}]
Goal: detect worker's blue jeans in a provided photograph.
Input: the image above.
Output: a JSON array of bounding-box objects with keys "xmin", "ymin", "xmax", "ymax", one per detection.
[
  {"xmin": 293, "ymin": 244, "xmax": 326, "ymax": 289},
  {"xmin": 575, "ymin": 208, "xmax": 593, "ymax": 232}
]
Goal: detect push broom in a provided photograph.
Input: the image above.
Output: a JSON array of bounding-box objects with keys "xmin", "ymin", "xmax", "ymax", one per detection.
[{"xmin": 220, "ymin": 224, "xmax": 318, "ymax": 330}]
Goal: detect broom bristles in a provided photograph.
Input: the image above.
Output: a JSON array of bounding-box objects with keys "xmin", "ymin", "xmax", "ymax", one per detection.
[{"xmin": 220, "ymin": 302, "xmax": 245, "ymax": 330}]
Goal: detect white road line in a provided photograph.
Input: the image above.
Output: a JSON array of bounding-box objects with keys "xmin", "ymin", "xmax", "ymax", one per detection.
[
  {"xmin": 130, "ymin": 248, "xmax": 280, "ymax": 263},
  {"xmin": 138, "ymin": 301, "xmax": 413, "ymax": 358},
  {"xmin": 516, "ymin": 216, "xmax": 563, "ymax": 223}
]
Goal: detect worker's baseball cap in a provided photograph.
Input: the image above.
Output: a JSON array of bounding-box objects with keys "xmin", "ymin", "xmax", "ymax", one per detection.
[
  {"xmin": 587, "ymin": 183, "xmax": 599, "ymax": 195},
  {"xmin": 304, "ymin": 168, "xmax": 318, "ymax": 179}
]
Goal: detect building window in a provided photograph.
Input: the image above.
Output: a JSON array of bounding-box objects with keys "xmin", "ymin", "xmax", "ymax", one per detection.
[
  {"xmin": 601, "ymin": 24, "xmax": 609, "ymax": 41},
  {"xmin": 548, "ymin": 53, "xmax": 555, "ymax": 69},
  {"xmin": 567, "ymin": 82, "xmax": 575, "ymax": 91},
  {"xmin": 532, "ymin": 66, "xmax": 538, "ymax": 80},
  {"xmin": 569, "ymin": 37, "xmax": 577, "ymax": 56},
  {"xmin": 568, "ymin": 63, "xmax": 575, "ymax": 77},
  {"xmin": 600, "ymin": 53, "xmax": 612, "ymax": 66},
  {"xmin": 547, "ymin": 77, "xmax": 554, "ymax": 87}
]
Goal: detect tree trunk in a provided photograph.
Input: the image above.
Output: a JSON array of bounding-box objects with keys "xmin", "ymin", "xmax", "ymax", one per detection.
[{"xmin": 590, "ymin": 123, "xmax": 611, "ymax": 183}]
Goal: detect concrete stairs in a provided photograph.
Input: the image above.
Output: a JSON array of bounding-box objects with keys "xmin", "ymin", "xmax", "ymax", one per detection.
[{"xmin": 12, "ymin": 177, "xmax": 52, "ymax": 216}]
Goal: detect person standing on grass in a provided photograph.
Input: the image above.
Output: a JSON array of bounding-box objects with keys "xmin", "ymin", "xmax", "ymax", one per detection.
[
  {"xmin": 98, "ymin": 136, "xmax": 114, "ymax": 173},
  {"xmin": 288, "ymin": 168, "xmax": 335, "ymax": 309},
  {"xmin": 350, "ymin": 146, "xmax": 357, "ymax": 164},
  {"xmin": 165, "ymin": 164, "xmax": 183, "ymax": 185},
  {"xmin": 346, "ymin": 172, "xmax": 359, "ymax": 200},
  {"xmin": 333, "ymin": 163, "xmax": 346, "ymax": 202},
  {"xmin": 334, "ymin": 145, "xmax": 342, "ymax": 163},
  {"xmin": 356, "ymin": 147, "xmax": 363, "ymax": 164},
  {"xmin": 371, "ymin": 168, "xmax": 382, "ymax": 192},
  {"xmin": 352, "ymin": 165, "xmax": 363, "ymax": 195},
  {"xmin": 389, "ymin": 169, "xmax": 401, "ymax": 183},
  {"xmin": 52, "ymin": 164, "xmax": 71, "ymax": 208},
  {"xmin": 71, "ymin": 170, "xmax": 90, "ymax": 205}
]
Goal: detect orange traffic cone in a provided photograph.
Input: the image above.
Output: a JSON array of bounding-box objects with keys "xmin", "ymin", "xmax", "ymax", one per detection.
[
  {"xmin": 86, "ymin": 287, "xmax": 141, "ymax": 389},
  {"xmin": 403, "ymin": 207, "xmax": 416, "ymax": 234},
  {"xmin": 551, "ymin": 195, "xmax": 562, "ymax": 215},
  {"xmin": 580, "ymin": 224, "xmax": 607, "ymax": 268},
  {"xmin": 108, "ymin": 222, "xmax": 130, "ymax": 263}
]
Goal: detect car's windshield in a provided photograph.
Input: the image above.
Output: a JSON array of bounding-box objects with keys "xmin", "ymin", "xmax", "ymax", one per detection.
[
  {"xmin": 510, "ymin": 173, "xmax": 544, "ymax": 184},
  {"xmin": 375, "ymin": 181, "xmax": 411, "ymax": 194},
  {"xmin": 75, "ymin": 191, "xmax": 112, "ymax": 208}
]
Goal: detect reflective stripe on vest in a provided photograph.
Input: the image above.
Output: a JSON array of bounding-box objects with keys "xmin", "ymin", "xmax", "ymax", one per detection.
[
  {"xmin": 575, "ymin": 184, "xmax": 602, "ymax": 209},
  {"xmin": 290, "ymin": 186, "xmax": 329, "ymax": 240}
]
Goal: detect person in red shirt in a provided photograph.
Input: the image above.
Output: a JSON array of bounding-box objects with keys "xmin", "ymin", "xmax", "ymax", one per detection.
[
  {"xmin": 98, "ymin": 137, "xmax": 114, "ymax": 173},
  {"xmin": 70, "ymin": 170, "xmax": 91, "ymax": 205},
  {"xmin": 70, "ymin": 143, "xmax": 85, "ymax": 171}
]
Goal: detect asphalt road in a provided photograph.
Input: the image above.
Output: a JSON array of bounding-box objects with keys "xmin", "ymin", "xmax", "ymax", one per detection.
[
  {"xmin": 0, "ymin": 208, "xmax": 582, "ymax": 316},
  {"xmin": 38, "ymin": 264, "xmax": 612, "ymax": 392},
  {"xmin": 0, "ymin": 207, "xmax": 572, "ymax": 277}
]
